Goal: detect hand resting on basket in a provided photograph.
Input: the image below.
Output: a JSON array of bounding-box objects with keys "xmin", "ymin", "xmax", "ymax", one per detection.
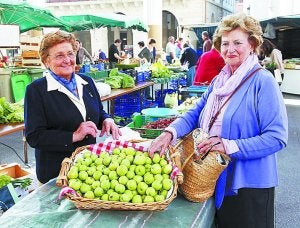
[
  {"xmin": 196, "ymin": 135, "xmax": 226, "ymax": 157},
  {"xmin": 148, "ymin": 131, "xmax": 173, "ymax": 157}
]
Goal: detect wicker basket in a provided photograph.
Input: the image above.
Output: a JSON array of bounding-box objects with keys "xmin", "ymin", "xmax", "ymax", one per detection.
[
  {"xmin": 56, "ymin": 146, "xmax": 178, "ymax": 211},
  {"xmin": 171, "ymin": 129, "xmax": 230, "ymax": 202}
]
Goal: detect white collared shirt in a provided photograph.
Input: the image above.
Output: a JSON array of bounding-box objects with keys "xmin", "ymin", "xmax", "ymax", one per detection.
[{"xmin": 45, "ymin": 71, "xmax": 88, "ymax": 121}]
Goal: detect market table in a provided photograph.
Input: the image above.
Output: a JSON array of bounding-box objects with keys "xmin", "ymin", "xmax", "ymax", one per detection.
[
  {"xmin": 0, "ymin": 178, "xmax": 215, "ymax": 227},
  {"xmin": 101, "ymin": 81, "xmax": 154, "ymax": 116},
  {"xmin": 0, "ymin": 123, "xmax": 28, "ymax": 165},
  {"xmin": 280, "ymin": 69, "xmax": 300, "ymax": 95}
]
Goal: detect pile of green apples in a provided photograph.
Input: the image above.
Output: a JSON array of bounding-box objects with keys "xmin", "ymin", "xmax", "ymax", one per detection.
[{"xmin": 67, "ymin": 147, "xmax": 174, "ymax": 203}]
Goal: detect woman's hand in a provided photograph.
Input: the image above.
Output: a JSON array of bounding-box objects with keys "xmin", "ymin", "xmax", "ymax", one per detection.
[
  {"xmin": 148, "ymin": 131, "xmax": 173, "ymax": 157},
  {"xmin": 100, "ymin": 118, "xmax": 122, "ymax": 140},
  {"xmin": 73, "ymin": 121, "xmax": 98, "ymax": 142},
  {"xmin": 197, "ymin": 135, "xmax": 225, "ymax": 155}
]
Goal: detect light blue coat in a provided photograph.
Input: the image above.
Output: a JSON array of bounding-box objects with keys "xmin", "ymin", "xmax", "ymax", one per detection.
[{"xmin": 171, "ymin": 65, "xmax": 288, "ymax": 207}]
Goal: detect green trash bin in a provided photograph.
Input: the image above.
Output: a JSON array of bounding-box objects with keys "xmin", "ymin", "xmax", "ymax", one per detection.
[
  {"xmin": 10, "ymin": 69, "xmax": 32, "ymax": 102},
  {"xmin": 0, "ymin": 69, "xmax": 14, "ymax": 102},
  {"xmin": 27, "ymin": 68, "xmax": 44, "ymax": 81}
]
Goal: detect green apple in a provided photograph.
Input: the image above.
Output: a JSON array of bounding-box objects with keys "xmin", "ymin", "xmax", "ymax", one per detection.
[
  {"xmin": 101, "ymin": 193, "xmax": 109, "ymax": 201},
  {"xmin": 84, "ymin": 190, "xmax": 95, "ymax": 199},
  {"xmin": 100, "ymin": 180, "xmax": 110, "ymax": 191},
  {"xmin": 107, "ymin": 189, "xmax": 114, "ymax": 195},
  {"xmin": 108, "ymin": 170, "xmax": 118, "ymax": 180},
  {"xmin": 112, "ymin": 148, "xmax": 121, "ymax": 155},
  {"xmin": 143, "ymin": 152, "xmax": 150, "ymax": 157},
  {"xmin": 152, "ymin": 153, "xmax": 161, "ymax": 164},
  {"xmin": 94, "ymin": 157, "xmax": 103, "ymax": 166},
  {"xmin": 102, "ymin": 156, "xmax": 111, "ymax": 166},
  {"xmin": 143, "ymin": 195, "xmax": 154, "ymax": 203},
  {"xmin": 70, "ymin": 166, "xmax": 79, "ymax": 173},
  {"xmin": 119, "ymin": 176, "xmax": 128, "ymax": 185},
  {"xmin": 115, "ymin": 183, "xmax": 126, "ymax": 194},
  {"xmin": 91, "ymin": 180, "xmax": 101, "ymax": 190},
  {"xmin": 69, "ymin": 179, "xmax": 81, "ymax": 191},
  {"xmin": 132, "ymin": 195, "xmax": 143, "ymax": 203},
  {"xmin": 103, "ymin": 167, "xmax": 110, "ymax": 175},
  {"xmin": 124, "ymin": 189, "xmax": 133, "ymax": 200},
  {"xmin": 96, "ymin": 164, "xmax": 105, "ymax": 172},
  {"xmin": 129, "ymin": 165, "xmax": 136, "ymax": 172},
  {"xmin": 160, "ymin": 190, "xmax": 168, "ymax": 198},
  {"xmin": 137, "ymin": 182, "xmax": 148, "ymax": 195},
  {"xmin": 100, "ymin": 174, "xmax": 109, "ymax": 182},
  {"xmin": 108, "ymin": 192, "xmax": 120, "ymax": 201},
  {"xmin": 83, "ymin": 157, "xmax": 93, "ymax": 167},
  {"xmin": 110, "ymin": 179, "xmax": 119, "ymax": 190},
  {"xmin": 120, "ymin": 193, "xmax": 131, "ymax": 202},
  {"xmin": 87, "ymin": 166, "xmax": 96, "ymax": 176},
  {"xmin": 144, "ymin": 172, "xmax": 154, "ymax": 185},
  {"xmin": 152, "ymin": 180, "xmax": 162, "ymax": 191},
  {"xmin": 154, "ymin": 174, "xmax": 163, "ymax": 181},
  {"xmin": 131, "ymin": 190, "xmax": 138, "ymax": 197},
  {"xmin": 160, "ymin": 159, "xmax": 168, "ymax": 167},
  {"xmin": 162, "ymin": 164, "xmax": 172, "ymax": 175},
  {"xmin": 85, "ymin": 176, "xmax": 95, "ymax": 185},
  {"xmin": 123, "ymin": 147, "xmax": 136, "ymax": 156},
  {"xmin": 78, "ymin": 170, "xmax": 88, "ymax": 181},
  {"xmin": 78, "ymin": 164, "xmax": 88, "ymax": 172},
  {"xmin": 93, "ymin": 170, "xmax": 102, "ymax": 181},
  {"xmin": 100, "ymin": 151, "xmax": 110, "ymax": 159},
  {"xmin": 133, "ymin": 175, "xmax": 143, "ymax": 184},
  {"xmin": 76, "ymin": 157, "xmax": 83, "ymax": 164},
  {"xmin": 145, "ymin": 157, "xmax": 152, "ymax": 165},
  {"xmin": 94, "ymin": 187, "xmax": 104, "ymax": 197},
  {"xmin": 146, "ymin": 187, "xmax": 156, "ymax": 197},
  {"xmin": 80, "ymin": 183, "xmax": 91, "ymax": 194},
  {"xmin": 120, "ymin": 158, "xmax": 131, "ymax": 168},
  {"xmin": 126, "ymin": 170, "xmax": 135, "ymax": 179},
  {"xmin": 151, "ymin": 164, "xmax": 162, "ymax": 175},
  {"xmin": 126, "ymin": 155, "xmax": 134, "ymax": 163},
  {"xmin": 91, "ymin": 153, "xmax": 98, "ymax": 162},
  {"xmin": 155, "ymin": 194, "xmax": 165, "ymax": 202},
  {"xmin": 67, "ymin": 169, "xmax": 78, "ymax": 179},
  {"xmin": 108, "ymin": 161, "xmax": 119, "ymax": 171},
  {"xmin": 135, "ymin": 165, "xmax": 146, "ymax": 176},
  {"xmin": 126, "ymin": 179, "xmax": 137, "ymax": 191},
  {"xmin": 162, "ymin": 179, "xmax": 173, "ymax": 191},
  {"xmin": 133, "ymin": 154, "xmax": 146, "ymax": 165},
  {"xmin": 117, "ymin": 164, "xmax": 128, "ymax": 176},
  {"xmin": 162, "ymin": 174, "xmax": 170, "ymax": 180},
  {"xmin": 144, "ymin": 164, "xmax": 151, "ymax": 173},
  {"xmin": 119, "ymin": 152, "xmax": 126, "ymax": 159},
  {"xmin": 83, "ymin": 150, "xmax": 92, "ymax": 158}
]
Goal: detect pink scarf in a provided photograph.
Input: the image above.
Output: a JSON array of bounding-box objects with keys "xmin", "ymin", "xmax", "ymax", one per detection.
[{"xmin": 200, "ymin": 54, "xmax": 259, "ymax": 133}]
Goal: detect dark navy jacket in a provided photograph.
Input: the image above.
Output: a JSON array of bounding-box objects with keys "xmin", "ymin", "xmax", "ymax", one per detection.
[{"xmin": 24, "ymin": 73, "xmax": 110, "ymax": 183}]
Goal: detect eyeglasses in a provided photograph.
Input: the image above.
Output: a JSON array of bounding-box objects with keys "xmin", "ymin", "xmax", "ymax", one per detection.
[{"xmin": 48, "ymin": 52, "xmax": 76, "ymax": 61}]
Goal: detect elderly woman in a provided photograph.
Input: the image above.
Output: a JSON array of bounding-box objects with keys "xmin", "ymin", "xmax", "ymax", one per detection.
[
  {"xmin": 24, "ymin": 30, "xmax": 121, "ymax": 184},
  {"xmin": 149, "ymin": 13, "xmax": 288, "ymax": 227}
]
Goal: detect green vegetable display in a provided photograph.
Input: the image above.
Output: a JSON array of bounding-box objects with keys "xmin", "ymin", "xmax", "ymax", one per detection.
[
  {"xmin": 150, "ymin": 62, "xmax": 172, "ymax": 78},
  {"xmin": 104, "ymin": 68, "xmax": 135, "ymax": 89},
  {"xmin": 0, "ymin": 174, "xmax": 32, "ymax": 190},
  {"xmin": 0, "ymin": 97, "xmax": 24, "ymax": 124}
]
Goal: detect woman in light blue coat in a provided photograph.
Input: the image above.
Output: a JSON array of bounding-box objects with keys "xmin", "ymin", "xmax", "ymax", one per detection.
[{"xmin": 149, "ymin": 13, "xmax": 288, "ymax": 228}]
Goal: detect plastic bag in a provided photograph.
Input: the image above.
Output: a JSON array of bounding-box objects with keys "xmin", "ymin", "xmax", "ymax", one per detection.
[
  {"xmin": 164, "ymin": 92, "xmax": 178, "ymax": 108},
  {"xmin": 0, "ymin": 183, "xmax": 19, "ymax": 213}
]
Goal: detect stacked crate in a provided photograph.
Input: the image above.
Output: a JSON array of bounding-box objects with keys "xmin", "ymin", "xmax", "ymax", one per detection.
[{"xmin": 20, "ymin": 35, "xmax": 42, "ymax": 67}]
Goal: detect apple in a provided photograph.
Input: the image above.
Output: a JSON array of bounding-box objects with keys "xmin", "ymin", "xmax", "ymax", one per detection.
[
  {"xmin": 96, "ymin": 164, "xmax": 105, "ymax": 172},
  {"xmin": 107, "ymin": 189, "xmax": 114, "ymax": 195},
  {"xmin": 110, "ymin": 179, "xmax": 119, "ymax": 190},
  {"xmin": 154, "ymin": 174, "xmax": 163, "ymax": 181},
  {"xmin": 102, "ymin": 156, "xmax": 111, "ymax": 166},
  {"xmin": 83, "ymin": 157, "xmax": 93, "ymax": 167},
  {"xmin": 100, "ymin": 174, "xmax": 109, "ymax": 182},
  {"xmin": 108, "ymin": 192, "xmax": 120, "ymax": 201},
  {"xmin": 133, "ymin": 175, "xmax": 143, "ymax": 184},
  {"xmin": 94, "ymin": 157, "xmax": 103, "ymax": 166},
  {"xmin": 100, "ymin": 180, "xmax": 110, "ymax": 191},
  {"xmin": 126, "ymin": 155, "xmax": 134, "ymax": 163},
  {"xmin": 87, "ymin": 166, "xmax": 96, "ymax": 176},
  {"xmin": 137, "ymin": 182, "xmax": 148, "ymax": 195},
  {"xmin": 103, "ymin": 168, "xmax": 110, "ymax": 175},
  {"xmin": 108, "ymin": 170, "xmax": 118, "ymax": 181},
  {"xmin": 80, "ymin": 183, "xmax": 92, "ymax": 194},
  {"xmin": 94, "ymin": 187, "xmax": 104, "ymax": 197},
  {"xmin": 101, "ymin": 194, "xmax": 109, "ymax": 201},
  {"xmin": 91, "ymin": 180, "xmax": 101, "ymax": 189},
  {"xmin": 162, "ymin": 164, "xmax": 172, "ymax": 175},
  {"xmin": 109, "ymin": 161, "xmax": 119, "ymax": 171},
  {"xmin": 126, "ymin": 170, "xmax": 135, "ymax": 179},
  {"xmin": 160, "ymin": 159, "xmax": 168, "ymax": 167},
  {"xmin": 145, "ymin": 157, "xmax": 152, "ymax": 165},
  {"xmin": 69, "ymin": 179, "xmax": 81, "ymax": 191},
  {"xmin": 120, "ymin": 158, "xmax": 131, "ymax": 168},
  {"xmin": 112, "ymin": 148, "xmax": 121, "ymax": 155},
  {"xmin": 126, "ymin": 179, "xmax": 137, "ymax": 191},
  {"xmin": 151, "ymin": 164, "xmax": 162, "ymax": 175},
  {"xmin": 70, "ymin": 166, "xmax": 79, "ymax": 173},
  {"xmin": 155, "ymin": 194, "xmax": 165, "ymax": 202},
  {"xmin": 131, "ymin": 190, "xmax": 138, "ymax": 197},
  {"xmin": 160, "ymin": 190, "xmax": 168, "ymax": 198},
  {"xmin": 152, "ymin": 153, "xmax": 161, "ymax": 164},
  {"xmin": 78, "ymin": 164, "xmax": 88, "ymax": 172},
  {"xmin": 85, "ymin": 176, "xmax": 95, "ymax": 185},
  {"xmin": 115, "ymin": 183, "xmax": 126, "ymax": 194},
  {"xmin": 83, "ymin": 150, "xmax": 92, "ymax": 158},
  {"xmin": 123, "ymin": 147, "xmax": 136, "ymax": 156},
  {"xmin": 162, "ymin": 179, "xmax": 173, "ymax": 191},
  {"xmin": 91, "ymin": 153, "xmax": 98, "ymax": 162},
  {"xmin": 76, "ymin": 157, "xmax": 83, "ymax": 164},
  {"xmin": 78, "ymin": 171, "xmax": 88, "ymax": 181},
  {"xmin": 119, "ymin": 152, "xmax": 126, "ymax": 159},
  {"xmin": 100, "ymin": 151, "xmax": 110, "ymax": 159},
  {"xmin": 144, "ymin": 172, "xmax": 155, "ymax": 185},
  {"xmin": 133, "ymin": 154, "xmax": 146, "ymax": 165},
  {"xmin": 129, "ymin": 165, "xmax": 136, "ymax": 172},
  {"xmin": 146, "ymin": 187, "xmax": 156, "ymax": 197},
  {"xmin": 84, "ymin": 190, "xmax": 95, "ymax": 199},
  {"xmin": 135, "ymin": 165, "xmax": 146, "ymax": 176},
  {"xmin": 132, "ymin": 195, "xmax": 143, "ymax": 203},
  {"xmin": 93, "ymin": 170, "xmax": 102, "ymax": 180},
  {"xmin": 124, "ymin": 190, "xmax": 133, "ymax": 200},
  {"xmin": 143, "ymin": 195, "xmax": 154, "ymax": 203},
  {"xmin": 120, "ymin": 193, "xmax": 131, "ymax": 202},
  {"xmin": 152, "ymin": 180, "xmax": 162, "ymax": 191},
  {"xmin": 119, "ymin": 176, "xmax": 128, "ymax": 185},
  {"xmin": 117, "ymin": 164, "xmax": 128, "ymax": 176},
  {"xmin": 67, "ymin": 169, "xmax": 78, "ymax": 179},
  {"xmin": 162, "ymin": 174, "xmax": 170, "ymax": 180}
]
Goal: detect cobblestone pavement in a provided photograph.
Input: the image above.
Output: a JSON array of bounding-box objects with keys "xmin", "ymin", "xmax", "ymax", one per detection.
[{"xmin": 0, "ymin": 93, "xmax": 299, "ymax": 227}]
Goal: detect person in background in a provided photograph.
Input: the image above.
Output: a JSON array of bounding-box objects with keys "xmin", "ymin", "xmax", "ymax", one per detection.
[
  {"xmin": 148, "ymin": 38, "xmax": 157, "ymax": 63},
  {"xmin": 24, "ymin": 30, "xmax": 121, "ymax": 184},
  {"xmin": 149, "ymin": 13, "xmax": 288, "ymax": 228},
  {"xmin": 193, "ymin": 47, "xmax": 225, "ymax": 85},
  {"xmin": 75, "ymin": 39, "xmax": 93, "ymax": 65},
  {"xmin": 175, "ymin": 37, "xmax": 183, "ymax": 58},
  {"xmin": 202, "ymin": 31, "xmax": 212, "ymax": 53},
  {"xmin": 260, "ymin": 38, "xmax": 284, "ymax": 80},
  {"xmin": 108, "ymin": 39, "xmax": 124, "ymax": 69},
  {"xmin": 180, "ymin": 42, "xmax": 198, "ymax": 86},
  {"xmin": 137, "ymin": 41, "xmax": 151, "ymax": 63},
  {"xmin": 165, "ymin": 36, "xmax": 176, "ymax": 64},
  {"xmin": 98, "ymin": 48, "xmax": 107, "ymax": 61}
]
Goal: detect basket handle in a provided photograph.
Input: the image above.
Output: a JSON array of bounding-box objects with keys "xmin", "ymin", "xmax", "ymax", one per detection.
[
  {"xmin": 168, "ymin": 145, "xmax": 183, "ymax": 184},
  {"xmin": 56, "ymin": 157, "xmax": 72, "ymax": 187}
]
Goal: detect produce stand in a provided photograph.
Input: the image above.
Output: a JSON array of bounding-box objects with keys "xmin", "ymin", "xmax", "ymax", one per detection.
[
  {"xmin": 0, "ymin": 123, "xmax": 28, "ymax": 165},
  {"xmin": 280, "ymin": 69, "xmax": 300, "ymax": 95},
  {"xmin": 0, "ymin": 178, "xmax": 215, "ymax": 227}
]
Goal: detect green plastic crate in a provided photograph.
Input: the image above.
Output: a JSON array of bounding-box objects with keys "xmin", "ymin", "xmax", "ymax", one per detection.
[{"xmin": 11, "ymin": 69, "xmax": 32, "ymax": 102}]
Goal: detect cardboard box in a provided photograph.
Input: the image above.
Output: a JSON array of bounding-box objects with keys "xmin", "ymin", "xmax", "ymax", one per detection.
[{"xmin": 0, "ymin": 163, "xmax": 30, "ymax": 178}]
